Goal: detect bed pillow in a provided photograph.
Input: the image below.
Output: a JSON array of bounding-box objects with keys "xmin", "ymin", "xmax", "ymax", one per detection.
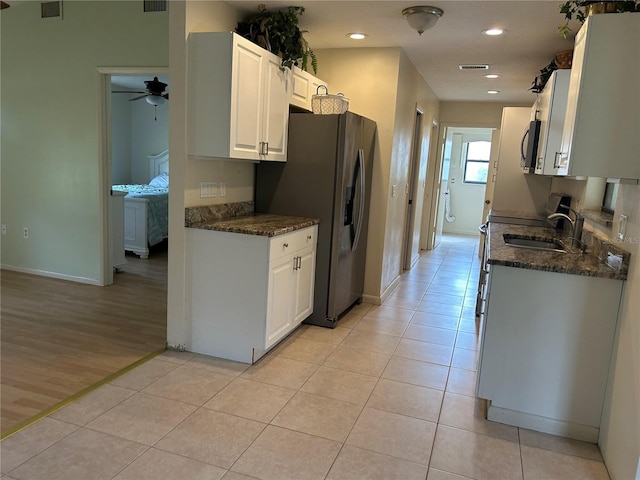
[{"xmin": 149, "ymin": 172, "xmax": 169, "ymax": 188}]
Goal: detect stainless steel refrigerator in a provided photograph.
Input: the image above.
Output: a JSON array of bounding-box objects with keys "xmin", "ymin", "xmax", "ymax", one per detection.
[{"xmin": 255, "ymin": 112, "xmax": 377, "ymax": 328}]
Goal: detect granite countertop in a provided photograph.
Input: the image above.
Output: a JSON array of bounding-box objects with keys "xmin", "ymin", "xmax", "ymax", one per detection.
[
  {"xmin": 487, "ymin": 223, "xmax": 629, "ymax": 280},
  {"xmin": 187, "ymin": 213, "xmax": 319, "ymax": 237}
]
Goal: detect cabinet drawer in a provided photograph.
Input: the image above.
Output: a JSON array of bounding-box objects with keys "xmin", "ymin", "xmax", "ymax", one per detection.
[{"xmin": 269, "ymin": 226, "xmax": 316, "ymax": 262}]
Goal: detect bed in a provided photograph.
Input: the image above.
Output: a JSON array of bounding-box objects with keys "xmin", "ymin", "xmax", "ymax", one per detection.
[{"xmin": 112, "ymin": 150, "xmax": 169, "ymax": 259}]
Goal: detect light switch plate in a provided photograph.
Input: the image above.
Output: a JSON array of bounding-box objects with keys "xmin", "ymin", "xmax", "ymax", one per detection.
[{"xmin": 617, "ymin": 214, "xmax": 628, "ymax": 241}]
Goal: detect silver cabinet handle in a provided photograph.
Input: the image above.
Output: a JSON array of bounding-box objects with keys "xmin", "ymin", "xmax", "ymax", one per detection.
[
  {"xmin": 264, "ymin": 142, "xmax": 269, "ymax": 155},
  {"xmin": 554, "ymin": 152, "xmax": 562, "ymax": 168}
]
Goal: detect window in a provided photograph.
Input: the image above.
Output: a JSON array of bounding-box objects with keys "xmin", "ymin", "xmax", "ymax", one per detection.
[{"xmin": 463, "ymin": 141, "xmax": 491, "ymax": 184}]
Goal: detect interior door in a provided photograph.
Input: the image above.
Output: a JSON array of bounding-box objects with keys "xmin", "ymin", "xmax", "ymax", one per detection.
[
  {"xmin": 403, "ymin": 110, "xmax": 423, "ymax": 270},
  {"xmin": 481, "ymin": 129, "xmax": 501, "ymax": 223},
  {"xmin": 433, "ymin": 128, "xmax": 451, "ymax": 249}
]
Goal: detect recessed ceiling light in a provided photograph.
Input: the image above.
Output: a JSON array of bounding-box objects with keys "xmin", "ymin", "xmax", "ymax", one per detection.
[
  {"xmin": 482, "ymin": 28, "xmax": 506, "ymax": 36},
  {"xmin": 487, "ymin": 90, "xmax": 500, "ymax": 94},
  {"xmin": 347, "ymin": 33, "xmax": 367, "ymax": 40},
  {"xmin": 485, "ymin": 74, "xmax": 500, "ymax": 79}
]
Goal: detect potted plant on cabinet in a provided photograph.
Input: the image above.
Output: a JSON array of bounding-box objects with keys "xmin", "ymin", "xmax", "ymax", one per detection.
[
  {"xmin": 529, "ymin": 60, "xmax": 558, "ymax": 93},
  {"xmin": 236, "ymin": 4, "xmax": 318, "ymax": 74},
  {"xmin": 558, "ymin": 0, "xmax": 638, "ymax": 37}
]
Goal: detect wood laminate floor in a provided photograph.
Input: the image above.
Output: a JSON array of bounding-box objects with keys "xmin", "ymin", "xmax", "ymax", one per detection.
[{"xmin": 0, "ymin": 244, "xmax": 167, "ymax": 435}]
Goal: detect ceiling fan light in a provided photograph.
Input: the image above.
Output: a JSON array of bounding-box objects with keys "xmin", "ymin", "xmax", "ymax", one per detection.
[
  {"xmin": 402, "ymin": 6, "xmax": 444, "ymax": 35},
  {"xmin": 146, "ymin": 95, "xmax": 166, "ymax": 106}
]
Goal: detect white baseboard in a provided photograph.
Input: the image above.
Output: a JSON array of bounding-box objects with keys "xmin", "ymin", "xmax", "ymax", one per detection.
[
  {"xmin": 1, "ymin": 264, "xmax": 102, "ymax": 286},
  {"xmin": 442, "ymin": 228, "xmax": 483, "ymax": 237},
  {"xmin": 362, "ymin": 275, "xmax": 402, "ymax": 306},
  {"xmin": 487, "ymin": 404, "xmax": 599, "ymax": 443}
]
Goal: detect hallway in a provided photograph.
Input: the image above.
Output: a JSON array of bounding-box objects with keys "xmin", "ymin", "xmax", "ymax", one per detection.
[{"xmin": 0, "ymin": 235, "xmax": 610, "ymax": 479}]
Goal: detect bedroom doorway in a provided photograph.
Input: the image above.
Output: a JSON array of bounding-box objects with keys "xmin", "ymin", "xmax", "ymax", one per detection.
[{"xmin": 97, "ymin": 67, "xmax": 169, "ymax": 287}]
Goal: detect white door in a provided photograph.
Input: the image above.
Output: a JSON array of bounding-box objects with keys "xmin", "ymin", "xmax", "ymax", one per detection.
[
  {"xmin": 481, "ymin": 129, "xmax": 501, "ymax": 223},
  {"xmin": 403, "ymin": 110, "xmax": 424, "ymax": 270},
  {"xmin": 433, "ymin": 129, "xmax": 451, "ymax": 248}
]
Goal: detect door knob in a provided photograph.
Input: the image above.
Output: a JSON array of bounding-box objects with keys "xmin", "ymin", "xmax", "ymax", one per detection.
[{"xmin": 485, "ymin": 200, "xmax": 491, "ymax": 204}]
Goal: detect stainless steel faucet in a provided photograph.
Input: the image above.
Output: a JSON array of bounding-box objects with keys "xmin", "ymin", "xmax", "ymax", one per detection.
[{"xmin": 547, "ymin": 207, "xmax": 585, "ymax": 251}]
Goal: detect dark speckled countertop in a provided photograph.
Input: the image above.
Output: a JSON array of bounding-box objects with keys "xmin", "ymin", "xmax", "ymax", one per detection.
[
  {"xmin": 488, "ymin": 223, "xmax": 629, "ymax": 280},
  {"xmin": 188, "ymin": 213, "xmax": 319, "ymax": 237}
]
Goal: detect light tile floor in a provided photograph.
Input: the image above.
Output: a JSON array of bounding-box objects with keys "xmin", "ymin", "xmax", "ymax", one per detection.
[{"xmin": 0, "ymin": 235, "xmax": 611, "ymax": 480}]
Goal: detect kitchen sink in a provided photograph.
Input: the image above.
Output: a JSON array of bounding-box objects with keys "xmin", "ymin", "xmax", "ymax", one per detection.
[{"xmin": 503, "ymin": 234, "xmax": 567, "ymax": 253}]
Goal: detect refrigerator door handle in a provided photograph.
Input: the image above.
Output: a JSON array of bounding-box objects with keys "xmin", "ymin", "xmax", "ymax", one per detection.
[{"xmin": 352, "ymin": 148, "xmax": 365, "ymax": 252}]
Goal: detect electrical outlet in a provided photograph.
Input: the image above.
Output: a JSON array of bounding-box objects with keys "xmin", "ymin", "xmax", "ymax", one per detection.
[
  {"xmin": 617, "ymin": 214, "xmax": 628, "ymax": 241},
  {"xmin": 219, "ymin": 182, "xmax": 226, "ymax": 197},
  {"xmin": 200, "ymin": 182, "xmax": 217, "ymax": 198},
  {"xmin": 23, "ymin": 227, "xmax": 29, "ymax": 239},
  {"xmin": 1, "ymin": 224, "xmax": 6, "ymax": 235}
]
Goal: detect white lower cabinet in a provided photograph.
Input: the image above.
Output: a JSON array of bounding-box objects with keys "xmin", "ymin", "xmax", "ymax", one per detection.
[
  {"xmin": 187, "ymin": 225, "xmax": 317, "ymax": 363},
  {"xmin": 476, "ymin": 264, "xmax": 623, "ymax": 442}
]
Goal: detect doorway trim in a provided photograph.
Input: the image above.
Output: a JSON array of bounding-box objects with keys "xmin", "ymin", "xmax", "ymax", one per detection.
[
  {"xmin": 423, "ymin": 121, "xmax": 498, "ymax": 251},
  {"xmin": 96, "ymin": 66, "xmax": 169, "ymax": 286}
]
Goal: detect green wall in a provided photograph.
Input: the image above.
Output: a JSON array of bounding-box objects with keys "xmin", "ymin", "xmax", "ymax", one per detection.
[{"xmin": 1, "ymin": 1, "xmax": 168, "ymax": 282}]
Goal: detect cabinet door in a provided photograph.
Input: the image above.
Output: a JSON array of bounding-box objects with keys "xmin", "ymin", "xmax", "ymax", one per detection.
[
  {"xmin": 230, "ymin": 38, "xmax": 265, "ymax": 160},
  {"xmin": 265, "ymin": 254, "xmax": 294, "ymax": 348},
  {"xmin": 537, "ymin": 71, "xmax": 570, "ymax": 175},
  {"xmin": 293, "ymin": 247, "xmax": 316, "ymax": 325},
  {"xmin": 556, "ymin": 26, "xmax": 585, "ymax": 176},
  {"xmin": 558, "ymin": 15, "xmax": 640, "ymax": 178},
  {"xmin": 534, "ymin": 84, "xmax": 551, "ymax": 174},
  {"xmin": 262, "ymin": 57, "xmax": 289, "ymax": 162},
  {"xmin": 290, "ymin": 67, "xmax": 312, "ymax": 110}
]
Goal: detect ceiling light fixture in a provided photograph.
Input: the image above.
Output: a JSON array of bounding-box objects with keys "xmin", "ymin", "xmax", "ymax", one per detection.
[
  {"xmin": 487, "ymin": 90, "xmax": 500, "ymax": 94},
  {"xmin": 402, "ymin": 6, "xmax": 444, "ymax": 35},
  {"xmin": 482, "ymin": 28, "xmax": 506, "ymax": 36},
  {"xmin": 485, "ymin": 74, "xmax": 500, "ymax": 79},
  {"xmin": 347, "ymin": 33, "xmax": 367, "ymax": 40},
  {"xmin": 146, "ymin": 95, "xmax": 166, "ymax": 106}
]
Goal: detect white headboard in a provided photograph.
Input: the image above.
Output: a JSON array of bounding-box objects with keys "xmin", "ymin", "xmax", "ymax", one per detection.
[{"xmin": 149, "ymin": 149, "xmax": 169, "ymax": 180}]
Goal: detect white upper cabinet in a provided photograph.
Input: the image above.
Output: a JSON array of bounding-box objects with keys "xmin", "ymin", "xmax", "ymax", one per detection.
[
  {"xmin": 289, "ymin": 66, "xmax": 328, "ymax": 112},
  {"xmin": 188, "ymin": 32, "xmax": 288, "ymax": 162},
  {"xmin": 557, "ymin": 14, "xmax": 640, "ymax": 179},
  {"xmin": 533, "ymin": 70, "xmax": 570, "ymax": 175}
]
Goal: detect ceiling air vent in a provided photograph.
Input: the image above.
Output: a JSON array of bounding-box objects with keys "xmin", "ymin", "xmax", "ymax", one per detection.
[
  {"xmin": 41, "ymin": 1, "xmax": 62, "ymax": 19},
  {"xmin": 144, "ymin": 0, "xmax": 167, "ymax": 12},
  {"xmin": 458, "ymin": 64, "xmax": 489, "ymax": 70}
]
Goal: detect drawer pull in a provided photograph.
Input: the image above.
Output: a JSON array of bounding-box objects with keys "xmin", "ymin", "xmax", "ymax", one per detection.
[
  {"xmin": 307, "ymin": 235, "xmax": 312, "ymax": 241},
  {"xmin": 283, "ymin": 243, "xmax": 289, "ymax": 249}
]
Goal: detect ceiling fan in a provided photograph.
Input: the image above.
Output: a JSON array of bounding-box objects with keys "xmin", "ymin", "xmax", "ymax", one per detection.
[{"xmin": 112, "ymin": 76, "xmax": 169, "ymax": 106}]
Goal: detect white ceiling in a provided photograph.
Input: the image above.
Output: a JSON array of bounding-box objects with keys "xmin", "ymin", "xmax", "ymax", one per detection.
[{"xmin": 226, "ymin": 1, "xmax": 580, "ymax": 103}]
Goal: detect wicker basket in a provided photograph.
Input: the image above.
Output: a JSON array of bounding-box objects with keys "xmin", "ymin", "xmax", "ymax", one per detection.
[
  {"xmin": 555, "ymin": 49, "xmax": 573, "ymax": 69},
  {"xmin": 312, "ymin": 85, "xmax": 349, "ymax": 114}
]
